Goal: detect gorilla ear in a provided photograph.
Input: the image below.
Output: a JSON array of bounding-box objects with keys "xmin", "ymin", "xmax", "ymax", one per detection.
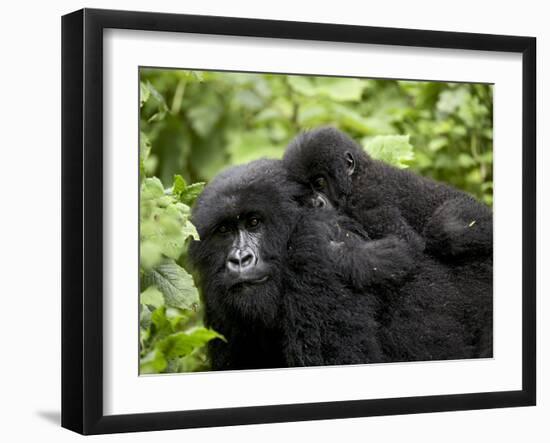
[{"xmin": 344, "ymin": 151, "xmax": 355, "ymax": 176}]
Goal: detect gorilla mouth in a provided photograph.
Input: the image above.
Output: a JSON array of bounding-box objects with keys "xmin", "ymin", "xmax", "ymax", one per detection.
[{"xmin": 230, "ymin": 275, "xmax": 270, "ymax": 290}]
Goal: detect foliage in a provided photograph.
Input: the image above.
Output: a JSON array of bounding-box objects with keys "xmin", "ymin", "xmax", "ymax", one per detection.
[
  {"xmin": 140, "ymin": 69, "xmax": 493, "ymax": 205},
  {"xmin": 140, "ymin": 92, "xmax": 222, "ymax": 374},
  {"xmin": 139, "ymin": 69, "xmax": 494, "ymax": 374}
]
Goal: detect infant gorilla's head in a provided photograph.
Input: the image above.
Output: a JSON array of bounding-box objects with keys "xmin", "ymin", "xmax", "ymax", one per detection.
[
  {"xmin": 283, "ymin": 126, "xmax": 368, "ymax": 210},
  {"xmin": 188, "ymin": 159, "xmax": 302, "ymax": 327}
]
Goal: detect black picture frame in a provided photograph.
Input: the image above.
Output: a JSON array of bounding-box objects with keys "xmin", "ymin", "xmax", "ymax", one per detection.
[{"xmin": 61, "ymin": 8, "xmax": 537, "ymax": 435}]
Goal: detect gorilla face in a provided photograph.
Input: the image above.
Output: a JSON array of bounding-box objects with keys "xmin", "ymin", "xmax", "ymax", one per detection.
[
  {"xmin": 283, "ymin": 126, "xmax": 363, "ymax": 211},
  {"xmin": 189, "ymin": 160, "xmax": 299, "ymax": 327}
]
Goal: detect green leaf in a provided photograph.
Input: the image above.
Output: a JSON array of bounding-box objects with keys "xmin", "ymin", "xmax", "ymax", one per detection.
[
  {"xmin": 172, "ymin": 175, "xmax": 205, "ymax": 206},
  {"xmin": 187, "ymin": 91, "xmax": 222, "ymax": 137},
  {"xmin": 140, "ymin": 349, "xmax": 167, "ymax": 374},
  {"xmin": 172, "ymin": 174, "xmax": 187, "ymax": 197},
  {"xmin": 362, "ymin": 135, "xmax": 415, "ymax": 168},
  {"xmin": 457, "ymin": 153, "xmax": 476, "ymax": 168},
  {"xmin": 150, "ymin": 306, "xmax": 173, "ymax": 337},
  {"xmin": 141, "ymin": 177, "xmax": 165, "ymax": 201},
  {"xmin": 157, "ymin": 328, "xmax": 224, "ymax": 359},
  {"xmin": 139, "ymin": 81, "xmax": 150, "ymax": 107},
  {"xmin": 139, "ymin": 304, "xmax": 153, "ymax": 329},
  {"xmin": 287, "ymin": 76, "xmax": 316, "ymax": 96},
  {"xmin": 227, "ymin": 130, "xmax": 284, "ymax": 165},
  {"xmin": 333, "ymin": 104, "xmax": 376, "ymax": 135},
  {"xmin": 140, "ymin": 240, "xmax": 163, "ymax": 270},
  {"xmin": 179, "ymin": 182, "xmax": 205, "ymax": 206},
  {"xmin": 141, "ymin": 80, "xmax": 169, "ymax": 122},
  {"xmin": 437, "ymin": 87, "xmax": 469, "ymax": 114},
  {"xmin": 287, "ymin": 77, "xmax": 364, "ymax": 101},
  {"xmin": 140, "ymin": 131, "xmax": 152, "ymax": 160},
  {"xmin": 177, "ymin": 347, "xmax": 211, "ymax": 372},
  {"xmin": 140, "ymin": 177, "xmax": 198, "ymax": 265},
  {"xmin": 428, "ymin": 137, "xmax": 448, "ymax": 152},
  {"xmin": 315, "ymin": 77, "xmax": 364, "ymax": 101},
  {"xmin": 140, "ymin": 286, "xmax": 165, "ymax": 308},
  {"xmin": 165, "ymin": 306, "xmax": 192, "ymax": 330},
  {"xmin": 143, "ymin": 261, "xmax": 200, "ymax": 311}
]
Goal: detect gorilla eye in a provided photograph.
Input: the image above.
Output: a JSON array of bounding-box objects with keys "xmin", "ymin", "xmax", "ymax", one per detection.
[
  {"xmin": 216, "ymin": 224, "xmax": 230, "ymax": 234},
  {"xmin": 312, "ymin": 176, "xmax": 326, "ymax": 191},
  {"xmin": 247, "ymin": 216, "xmax": 260, "ymax": 228}
]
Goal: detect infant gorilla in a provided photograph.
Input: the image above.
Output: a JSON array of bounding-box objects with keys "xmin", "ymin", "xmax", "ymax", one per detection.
[
  {"xmin": 283, "ymin": 127, "xmax": 493, "ymax": 262},
  {"xmin": 189, "ymin": 159, "xmax": 492, "ymax": 370}
]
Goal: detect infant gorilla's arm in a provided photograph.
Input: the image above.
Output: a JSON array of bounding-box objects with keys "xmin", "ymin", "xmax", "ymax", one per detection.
[
  {"xmin": 330, "ymin": 235, "xmax": 417, "ymax": 291},
  {"xmin": 307, "ymin": 210, "xmax": 417, "ymax": 290},
  {"xmin": 352, "ymin": 204, "xmax": 426, "ymax": 252}
]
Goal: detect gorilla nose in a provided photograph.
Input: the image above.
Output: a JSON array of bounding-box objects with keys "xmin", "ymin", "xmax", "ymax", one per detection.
[
  {"xmin": 227, "ymin": 249, "xmax": 256, "ymax": 273},
  {"xmin": 311, "ymin": 193, "xmax": 331, "ymax": 209}
]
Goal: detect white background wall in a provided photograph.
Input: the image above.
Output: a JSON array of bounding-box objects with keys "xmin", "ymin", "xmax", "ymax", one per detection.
[{"xmin": 0, "ymin": 0, "xmax": 546, "ymax": 441}]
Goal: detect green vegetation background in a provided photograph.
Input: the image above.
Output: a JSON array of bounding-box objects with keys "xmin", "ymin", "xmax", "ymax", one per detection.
[{"xmin": 139, "ymin": 69, "xmax": 493, "ymax": 374}]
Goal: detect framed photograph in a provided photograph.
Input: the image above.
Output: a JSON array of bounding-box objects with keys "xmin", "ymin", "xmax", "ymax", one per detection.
[{"xmin": 61, "ymin": 8, "xmax": 536, "ymax": 435}]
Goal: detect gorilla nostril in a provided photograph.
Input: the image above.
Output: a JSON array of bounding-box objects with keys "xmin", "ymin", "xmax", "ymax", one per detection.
[
  {"xmin": 228, "ymin": 257, "xmax": 240, "ymax": 267},
  {"xmin": 240, "ymin": 252, "xmax": 254, "ymax": 268}
]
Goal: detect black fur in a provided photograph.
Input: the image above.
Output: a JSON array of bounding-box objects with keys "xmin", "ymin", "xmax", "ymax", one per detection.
[
  {"xmin": 188, "ymin": 159, "xmax": 492, "ymax": 370},
  {"xmin": 282, "ymin": 126, "xmax": 493, "ymax": 261}
]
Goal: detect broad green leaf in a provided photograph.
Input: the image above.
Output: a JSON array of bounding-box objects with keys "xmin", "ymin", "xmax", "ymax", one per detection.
[
  {"xmin": 287, "ymin": 76, "xmax": 316, "ymax": 96},
  {"xmin": 234, "ymin": 89, "xmax": 263, "ymax": 111},
  {"xmin": 140, "ymin": 240, "xmax": 163, "ymax": 270},
  {"xmin": 144, "ymin": 261, "xmax": 200, "ymax": 311},
  {"xmin": 187, "ymin": 91, "xmax": 222, "ymax": 137},
  {"xmin": 140, "ymin": 286, "xmax": 165, "ymax": 308},
  {"xmin": 362, "ymin": 135, "xmax": 415, "ymax": 168},
  {"xmin": 288, "ymin": 77, "xmax": 364, "ymax": 101},
  {"xmin": 333, "ymin": 105, "xmax": 376, "ymax": 135},
  {"xmin": 315, "ymin": 77, "xmax": 364, "ymax": 102},
  {"xmin": 141, "ymin": 177, "xmax": 164, "ymax": 201},
  {"xmin": 297, "ymin": 102, "xmax": 333, "ymax": 126},
  {"xmin": 157, "ymin": 328, "xmax": 224, "ymax": 359},
  {"xmin": 227, "ymin": 130, "xmax": 284, "ymax": 165}
]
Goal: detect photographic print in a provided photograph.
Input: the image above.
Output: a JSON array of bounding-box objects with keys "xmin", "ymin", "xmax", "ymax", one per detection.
[
  {"xmin": 62, "ymin": 9, "xmax": 535, "ymax": 433},
  {"xmin": 138, "ymin": 68, "xmax": 494, "ymax": 375}
]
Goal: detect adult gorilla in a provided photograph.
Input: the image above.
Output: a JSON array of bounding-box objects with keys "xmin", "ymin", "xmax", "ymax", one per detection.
[{"xmin": 188, "ymin": 159, "xmax": 491, "ymax": 370}]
